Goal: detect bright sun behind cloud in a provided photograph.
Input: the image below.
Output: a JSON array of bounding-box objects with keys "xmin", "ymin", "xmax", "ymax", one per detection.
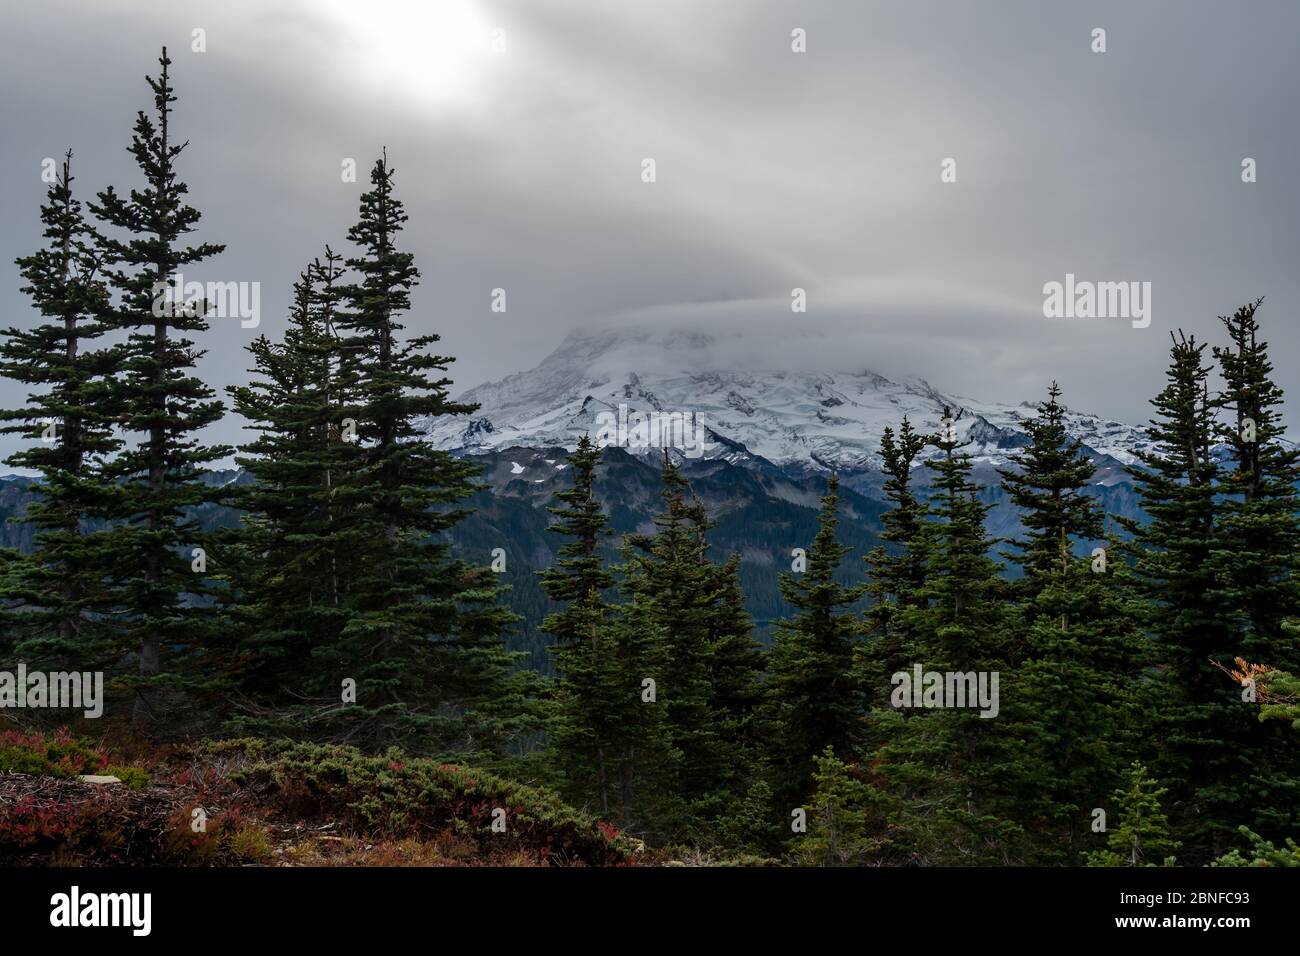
[{"xmin": 315, "ymin": 0, "xmax": 496, "ymax": 104}]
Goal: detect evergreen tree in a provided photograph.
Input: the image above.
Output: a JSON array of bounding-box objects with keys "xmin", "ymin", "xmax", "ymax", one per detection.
[
  {"xmin": 669, "ymin": 505, "xmax": 771, "ymax": 840},
  {"xmin": 88, "ymin": 49, "xmax": 231, "ymax": 731},
  {"xmin": 1203, "ymin": 301, "xmax": 1300, "ymax": 843},
  {"xmin": 792, "ymin": 746, "xmax": 874, "ymax": 866},
  {"xmin": 1256, "ymin": 624, "xmax": 1300, "ymax": 729},
  {"xmin": 703, "ymin": 554, "xmax": 766, "ymax": 787},
  {"xmin": 863, "ymin": 418, "xmax": 931, "ymax": 702},
  {"xmin": 585, "ymin": 542, "xmax": 678, "ymax": 837},
  {"xmin": 917, "ymin": 410, "xmax": 1014, "ymax": 674},
  {"xmin": 875, "ymin": 409, "xmax": 1023, "ymax": 863},
  {"xmin": 1215, "ymin": 640, "xmax": 1300, "ymax": 730},
  {"xmin": 622, "ymin": 458, "xmax": 724, "ymax": 835},
  {"xmin": 1259, "ymin": 669, "xmax": 1300, "ymax": 729},
  {"xmin": 558, "ymin": 454, "xmax": 765, "ymax": 840},
  {"xmin": 764, "ymin": 473, "xmax": 868, "ymax": 809},
  {"xmin": 540, "ymin": 436, "xmax": 622, "ymax": 813},
  {"xmin": 220, "ymin": 251, "xmax": 359, "ymax": 725},
  {"xmin": 319, "ymin": 151, "xmax": 521, "ymax": 751},
  {"xmin": 0, "ymin": 151, "xmax": 119, "ymax": 669},
  {"xmin": 1123, "ymin": 329, "xmax": 1298, "ymax": 858},
  {"xmin": 1209, "ymin": 300, "xmax": 1300, "ymax": 666},
  {"xmin": 540, "ymin": 437, "xmax": 614, "ymax": 618},
  {"xmin": 1211, "ymin": 827, "xmax": 1300, "ymax": 867},
  {"xmin": 999, "ymin": 385, "xmax": 1153, "ymax": 862},
  {"xmin": 998, "ymin": 383, "xmax": 1099, "ymax": 591},
  {"xmin": 1087, "ymin": 762, "xmax": 1179, "ymax": 867}
]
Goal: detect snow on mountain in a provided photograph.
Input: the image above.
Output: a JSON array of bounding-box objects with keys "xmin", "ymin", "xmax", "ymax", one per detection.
[{"xmin": 421, "ymin": 325, "xmax": 1157, "ymax": 477}]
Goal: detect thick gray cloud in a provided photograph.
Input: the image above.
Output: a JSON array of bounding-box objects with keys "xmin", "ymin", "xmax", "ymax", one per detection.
[{"xmin": 2, "ymin": 0, "xmax": 1297, "ymax": 466}]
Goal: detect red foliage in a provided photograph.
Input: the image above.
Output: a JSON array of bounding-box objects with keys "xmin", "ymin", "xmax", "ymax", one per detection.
[
  {"xmin": 596, "ymin": 820, "xmax": 621, "ymax": 842},
  {"xmin": 0, "ymin": 791, "xmax": 110, "ymax": 848},
  {"xmin": 0, "ymin": 727, "xmax": 107, "ymax": 777}
]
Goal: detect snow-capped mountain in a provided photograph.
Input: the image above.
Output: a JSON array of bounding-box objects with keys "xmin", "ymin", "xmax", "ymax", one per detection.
[{"xmin": 422, "ymin": 325, "xmax": 1157, "ymax": 485}]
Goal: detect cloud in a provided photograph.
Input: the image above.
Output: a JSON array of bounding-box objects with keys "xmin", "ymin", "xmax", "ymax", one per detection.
[{"xmin": 0, "ymin": 0, "xmax": 1297, "ymax": 468}]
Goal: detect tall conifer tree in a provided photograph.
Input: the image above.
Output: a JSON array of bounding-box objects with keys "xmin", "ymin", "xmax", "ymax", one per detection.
[
  {"xmin": 89, "ymin": 50, "xmax": 230, "ymax": 730},
  {"xmin": 0, "ymin": 151, "xmax": 118, "ymax": 668},
  {"xmin": 540, "ymin": 436, "xmax": 624, "ymax": 813},
  {"xmin": 1203, "ymin": 302, "xmax": 1300, "ymax": 848},
  {"xmin": 703, "ymin": 553, "xmax": 766, "ymax": 792},
  {"xmin": 864, "ymin": 418, "xmax": 931, "ymax": 704},
  {"xmin": 999, "ymin": 385, "xmax": 1152, "ymax": 861},
  {"xmin": 764, "ymin": 473, "xmax": 868, "ymax": 809},
  {"xmin": 875, "ymin": 410, "xmax": 1023, "ymax": 863},
  {"xmin": 321, "ymin": 152, "xmax": 520, "ymax": 750},
  {"xmin": 220, "ymin": 252, "xmax": 358, "ymax": 724},
  {"xmin": 1209, "ymin": 300, "xmax": 1300, "ymax": 665},
  {"xmin": 998, "ymin": 383, "xmax": 1098, "ymax": 592},
  {"xmin": 1121, "ymin": 330, "xmax": 1291, "ymax": 859},
  {"xmin": 623, "ymin": 459, "xmax": 723, "ymax": 833}
]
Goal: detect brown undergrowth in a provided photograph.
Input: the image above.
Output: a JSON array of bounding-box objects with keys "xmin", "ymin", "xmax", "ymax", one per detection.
[{"xmin": 0, "ymin": 727, "xmax": 636, "ymax": 867}]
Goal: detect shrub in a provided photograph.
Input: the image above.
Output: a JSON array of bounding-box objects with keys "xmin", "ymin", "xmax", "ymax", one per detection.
[
  {"xmin": 102, "ymin": 766, "xmax": 151, "ymax": 791},
  {"xmin": 1212, "ymin": 827, "xmax": 1300, "ymax": 867},
  {"xmin": 0, "ymin": 728, "xmax": 106, "ymax": 778},
  {"xmin": 227, "ymin": 824, "xmax": 273, "ymax": 864},
  {"xmin": 161, "ymin": 807, "xmax": 223, "ymax": 864},
  {"xmin": 219, "ymin": 739, "xmax": 632, "ymax": 865},
  {"xmin": 0, "ymin": 792, "xmax": 111, "ymax": 850}
]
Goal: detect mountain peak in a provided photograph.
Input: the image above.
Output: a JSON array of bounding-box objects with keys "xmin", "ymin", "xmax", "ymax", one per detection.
[{"xmin": 422, "ymin": 325, "xmax": 1155, "ymax": 475}]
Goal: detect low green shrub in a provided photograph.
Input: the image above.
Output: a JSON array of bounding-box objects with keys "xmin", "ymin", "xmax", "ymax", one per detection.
[
  {"xmin": 219, "ymin": 738, "xmax": 632, "ymax": 865},
  {"xmin": 102, "ymin": 765, "xmax": 151, "ymax": 791},
  {"xmin": 0, "ymin": 728, "xmax": 106, "ymax": 777},
  {"xmin": 1212, "ymin": 827, "xmax": 1300, "ymax": 867}
]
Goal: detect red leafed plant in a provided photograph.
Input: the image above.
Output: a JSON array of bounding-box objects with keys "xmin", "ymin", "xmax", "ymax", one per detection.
[
  {"xmin": 596, "ymin": 819, "xmax": 621, "ymax": 842},
  {"xmin": 0, "ymin": 728, "xmax": 107, "ymax": 778}
]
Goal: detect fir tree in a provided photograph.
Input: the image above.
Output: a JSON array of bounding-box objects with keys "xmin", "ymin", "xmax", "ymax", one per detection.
[
  {"xmin": 703, "ymin": 553, "xmax": 766, "ymax": 794},
  {"xmin": 220, "ymin": 251, "xmax": 359, "ymax": 725},
  {"xmin": 540, "ymin": 436, "xmax": 621, "ymax": 812},
  {"xmin": 875, "ymin": 409, "xmax": 1024, "ymax": 863},
  {"xmin": 1211, "ymin": 827, "xmax": 1300, "ymax": 867},
  {"xmin": 539, "ymin": 436, "xmax": 614, "ymax": 612},
  {"xmin": 320, "ymin": 151, "xmax": 521, "ymax": 751},
  {"xmin": 1209, "ymin": 300, "xmax": 1300, "ymax": 666},
  {"xmin": 764, "ymin": 473, "xmax": 868, "ymax": 809},
  {"xmin": 998, "ymin": 385, "xmax": 1152, "ymax": 861},
  {"xmin": 863, "ymin": 418, "xmax": 931, "ymax": 702},
  {"xmin": 565, "ymin": 455, "xmax": 766, "ymax": 840},
  {"xmin": 1258, "ymin": 670, "xmax": 1300, "ymax": 729},
  {"xmin": 792, "ymin": 746, "xmax": 874, "ymax": 866},
  {"xmin": 600, "ymin": 535, "xmax": 680, "ymax": 837},
  {"xmin": 88, "ymin": 49, "xmax": 231, "ymax": 730},
  {"xmin": 1122, "ymin": 332, "xmax": 1225, "ymax": 697},
  {"xmin": 622, "ymin": 458, "xmax": 724, "ymax": 834},
  {"xmin": 1123, "ymin": 329, "xmax": 1299, "ymax": 858},
  {"xmin": 0, "ymin": 151, "xmax": 119, "ymax": 669},
  {"xmin": 1255, "ymin": 624, "xmax": 1300, "ymax": 729},
  {"xmin": 918, "ymin": 410, "xmax": 1013, "ymax": 673},
  {"xmin": 1087, "ymin": 762, "xmax": 1179, "ymax": 867},
  {"xmin": 998, "ymin": 383, "xmax": 1100, "ymax": 591},
  {"xmin": 1202, "ymin": 301, "xmax": 1300, "ymax": 846}
]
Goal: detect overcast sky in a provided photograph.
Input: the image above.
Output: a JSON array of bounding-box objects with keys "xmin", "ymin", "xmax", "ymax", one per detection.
[{"xmin": 2, "ymin": 0, "xmax": 1298, "ymax": 464}]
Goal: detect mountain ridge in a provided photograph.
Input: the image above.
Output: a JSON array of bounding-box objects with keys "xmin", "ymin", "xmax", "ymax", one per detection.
[{"xmin": 421, "ymin": 325, "xmax": 1159, "ymax": 491}]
